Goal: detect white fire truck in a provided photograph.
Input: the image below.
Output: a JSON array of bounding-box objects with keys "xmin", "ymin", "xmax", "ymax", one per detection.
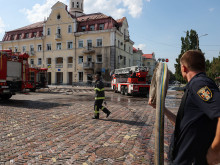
[{"xmin": 111, "ymin": 66, "xmax": 150, "ymax": 96}]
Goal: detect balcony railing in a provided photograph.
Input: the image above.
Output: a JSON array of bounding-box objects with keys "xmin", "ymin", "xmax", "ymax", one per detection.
[
  {"xmin": 83, "ymin": 46, "xmax": 95, "ymax": 54},
  {"xmin": 55, "ymin": 33, "xmax": 62, "ymax": 40},
  {"xmin": 67, "ymin": 63, "xmax": 73, "ymax": 68},
  {"xmin": 56, "ymin": 64, "xmax": 63, "ymax": 68},
  {"xmin": 30, "ymin": 50, "xmax": 35, "ymax": 56},
  {"xmin": 124, "ymin": 35, "xmax": 130, "ymax": 42},
  {"xmin": 83, "ymin": 62, "xmax": 94, "ymax": 70}
]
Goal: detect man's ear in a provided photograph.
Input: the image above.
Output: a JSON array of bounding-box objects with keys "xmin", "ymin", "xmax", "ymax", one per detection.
[{"xmin": 182, "ymin": 65, "xmax": 188, "ymax": 73}]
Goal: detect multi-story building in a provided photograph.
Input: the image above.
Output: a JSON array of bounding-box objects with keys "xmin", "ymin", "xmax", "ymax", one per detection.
[
  {"xmin": 0, "ymin": 0, "xmax": 134, "ymax": 85},
  {"xmin": 142, "ymin": 53, "xmax": 157, "ymax": 82},
  {"xmin": 132, "ymin": 47, "xmax": 143, "ymax": 66}
]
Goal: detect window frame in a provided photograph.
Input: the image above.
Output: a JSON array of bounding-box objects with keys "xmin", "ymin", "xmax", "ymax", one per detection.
[
  {"xmin": 96, "ymin": 54, "xmax": 103, "ymax": 63},
  {"xmin": 38, "ymin": 58, "xmax": 42, "ymax": 65},
  {"xmin": 78, "ymin": 56, "xmax": 83, "ymax": 64},
  {"xmin": 67, "ymin": 41, "xmax": 73, "ymax": 49},
  {"xmin": 46, "ymin": 43, "xmax": 52, "ymax": 51},
  {"xmin": 78, "ymin": 40, "xmax": 83, "ymax": 48},
  {"xmin": 56, "ymin": 42, "xmax": 62, "ymax": 50}
]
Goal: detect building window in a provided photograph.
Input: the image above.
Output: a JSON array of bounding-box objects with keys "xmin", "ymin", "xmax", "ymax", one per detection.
[
  {"xmin": 78, "ymin": 56, "xmax": 83, "ymax": 64},
  {"xmin": 56, "ymin": 43, "xmax": 62, "ymax": 50},
  {"xmin": 72, "ymin": 2, "xmax": 74, "ymax": 7},
  {"xmin": 99, "ymin": 24, "xmax": 104, "ymax": 30},
  {"xmin": 56, "ymin": 57, "xmax": 63, "ymax": 64},
  {"xmin": 124, "ymin": 57, "xmax": 126, "ymax": 65},
  {"xmin": 68, "ymin": 57, "xmax": 73, "ymax": 63},
  {"xmin": 96, "ymin": 54, "xmax": 102, "ymax": 63},
  {"xmin": 38, "ymin": 45, "xmax": 42, "ymax": 51},
  {"xmin": 87, "ymin": 40, "xmax": 92, "ymax": 49},
  {"xmin": 25, "ymin": 33, "xmax": 29, "ymax": 38},
  {"xmin": 124, "ymin": 44, "xmax": 126, "ymax": 51},
  {"xmin": 97, "ymin": 39, "xmax": 102, "ymax": 47},
  {"xmin": 57, "ymin": 14, "xmax": 61, "ymax": 20},
  {"xmin": 47, "ymin": 58, "xmax": 51, "ymax": 65},
  {"xmin": 89, "ymin": 25, "xmax": 95, "ymax": 31},
  {"xmin": 67, "ymin": 41, "xmax": 73, "ymax": 49},
  {"xmin": 33, "ymin": 32, "xmax": 37, "ymax": 37},
  {"xmin": 22, "ymin": 46, "xmax": 26, "ymax": 53},
  {"xmin": 47, "ymin": 44, "xmax": 52, "ymax": 51},
  {"xmin": 14, "ymin": 47, "xmax": 18, "ymax": 52},
  {"xmin": 30, "ymin": 45, "xmax": 34, "ymax": 53},
  {"xmin": 78, "ymin": 40, "xmax": 83, "ymax": 48},
  {"xmin": 57, "ymin": 27, "xmax": 61, "ymax": 34},
  {"xmin": 79, "ymin": 72, "xmax": 83, "ymax": 82},
  {"xmin": 30, "ymin": 59, "xmax": 34, "ymax": 65},
  {"xmin": 81, "ymin": 26, "xmax": 86, "ymax": 31},
  {"xmin": 77, "ymin": 2, "xmax": 79, "ymax": 8},
  {"xmin": 118, "ymin": 40, "xmax": 120, "ymax": 48},
  {"xmin": 47, "ymin": 28, "xmax": 50, "ymax": 36},
  {"xmin": 38, "ymin": 58, "xmax": 42, "ymax": 65},
  {"xmin": 68, "ymin": 25, "xmax": 72, "ymax": 33}
]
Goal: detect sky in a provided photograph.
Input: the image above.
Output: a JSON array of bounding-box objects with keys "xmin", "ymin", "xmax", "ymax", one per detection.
[{"xmin": 0, "ymin": 0, "xmax": 220, "ymax": 73}]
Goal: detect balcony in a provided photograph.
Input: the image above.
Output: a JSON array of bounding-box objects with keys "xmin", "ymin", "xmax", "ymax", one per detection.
[
  {"xmin": 83, "ymin": 62, "xmax": 94, "ymax": 70},
  {"xmin": 56, "ymin": 64, "xmax": 63, "ymax": 68},
  {"xmin": 55, "ymin": 33, "xmax": 62, "ymax": 41},
  {"xmin": 124, "ymin": 35, "xmax": 130, "ymax": 42},
  {"xmin": 83, "ymin": 46, "xmax": 95, "ymax": 54}
]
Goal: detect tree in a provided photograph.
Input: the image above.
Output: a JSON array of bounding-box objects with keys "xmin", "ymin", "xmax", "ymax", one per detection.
[
  {"xmin": 207, "ymin": 56, "xmax": 220, "ymax": 80},
  {"xmin": 174, "ymin": 30, "xmax": 199, "ymax": 83}
]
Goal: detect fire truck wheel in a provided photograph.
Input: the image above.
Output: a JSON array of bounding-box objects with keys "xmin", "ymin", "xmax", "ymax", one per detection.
[
  {"xmin": 1, "ymin": 94, "xmax": 12, "ymax": 100},
  {"xmin": 124, "ymin": 86, "xmax": 129, "ymax": 96},
  {"xmin": 121, "ymin": 86, "xmax": 125, "ymax": 95},
  {"xmin": 30, "ymin": 88, "xmax": 36, "ymax": 92}
]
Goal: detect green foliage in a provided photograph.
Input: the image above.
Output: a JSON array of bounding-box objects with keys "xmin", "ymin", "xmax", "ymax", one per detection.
[
  {"xmin": 206, "ymin": 56, "xmax": 220, "ymax": 80},
  {"xmin": 174, "ymin": 29, "xmax": 199, "ymax": 83},
  {"xmin": 168, "ymin": 70, "xmax": 176, "ymax": 82}
]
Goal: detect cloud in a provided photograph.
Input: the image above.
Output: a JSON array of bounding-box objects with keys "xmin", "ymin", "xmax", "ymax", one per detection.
[
  {"xmin": 134, "ymin": 43, "xmax": 147, "ymax": 52},
  {"xmin": 85, "ymin": 0, "xmax": 149, "ymax": 19},
  {"xmin": 21, "ymin": 0, "xmax": 68, "ymax": 23},
  {"xmin": 0, "ymin": 17, "xmax": 6, "ymax": 34},
  {"xmin": 21, "ymin": 0, "xmax": 150, "ymax": 23},
  {"xmin": 209, "ymin": 8, "xmax": 214, "ymax": 12}
]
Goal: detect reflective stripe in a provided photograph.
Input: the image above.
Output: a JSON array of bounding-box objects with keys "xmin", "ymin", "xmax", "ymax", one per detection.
[
  {"xmin": 94, "ymin": 88, "xmax": 105, "ymax": 92},
  {"xmin": 94, "ymin": 110, "xmax": 99, "ymax": 114},
  {"xmin": 101, "ymin": 106, "xmax": 105, "ymax": 110},
  {"xmin": 95, "ymin": 97, "xmax": 105, "ymax": 100}
]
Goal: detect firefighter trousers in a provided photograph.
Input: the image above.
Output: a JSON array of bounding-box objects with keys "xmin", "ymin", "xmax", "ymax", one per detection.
[{"xmin": 94, "ymin": 99, "xmax": 110, "ymax": 119}]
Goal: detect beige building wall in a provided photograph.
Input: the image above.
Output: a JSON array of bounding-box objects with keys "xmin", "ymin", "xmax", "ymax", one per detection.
[{"xmin": 0, "ymin": 1, "xmax": 134, "ymax": 85}]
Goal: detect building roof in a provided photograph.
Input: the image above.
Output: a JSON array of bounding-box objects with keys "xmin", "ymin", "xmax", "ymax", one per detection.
[
  {"xmin": 7, "ymin": 21, "xmax": 44, "ymax": 33},
  {"xmin": 142, "ymin": 54, "xmax": 154, "ymax": 59},
  {"xmin": 133, "ymin": 47, "xmax": 138, "ymax": 53},
  {"xmin": 77, "ymin": 13, "xmax": 109, "ymax": 22},
  {"xmin": 116, "ymin": 17, "xmax": 126, "ymax": 23}
]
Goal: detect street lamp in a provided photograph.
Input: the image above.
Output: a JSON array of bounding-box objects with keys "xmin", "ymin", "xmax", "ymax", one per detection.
[{"xmin": 197, "ymin": 34, "xmax": 208, "ymax": 50}]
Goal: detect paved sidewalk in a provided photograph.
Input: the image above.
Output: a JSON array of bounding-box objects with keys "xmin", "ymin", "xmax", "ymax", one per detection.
[{"xmin": 0, "ymin": 90, "xmax": 181, "ymax": 164}]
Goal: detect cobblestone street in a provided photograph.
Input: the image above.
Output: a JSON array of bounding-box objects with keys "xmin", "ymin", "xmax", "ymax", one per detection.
[{"xmin": 0, "ymin": 88, "xmax": 182, "ymax": 165}]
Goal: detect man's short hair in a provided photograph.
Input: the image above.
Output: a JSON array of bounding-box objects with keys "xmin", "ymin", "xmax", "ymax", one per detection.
[{"xmin": 180, "ymin": 50, "xmax": 206, "ymax": 72}]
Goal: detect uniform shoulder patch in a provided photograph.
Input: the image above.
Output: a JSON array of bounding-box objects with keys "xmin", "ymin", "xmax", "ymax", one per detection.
[{"xmin": 197, "ymin": 86, "xmax": 212, "ymax": 101}]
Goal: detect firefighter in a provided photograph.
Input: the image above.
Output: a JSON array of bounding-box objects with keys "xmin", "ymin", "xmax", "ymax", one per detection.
[{"xmin": 93, "ymin": 74, "xmax": 111, "ymax": 119}]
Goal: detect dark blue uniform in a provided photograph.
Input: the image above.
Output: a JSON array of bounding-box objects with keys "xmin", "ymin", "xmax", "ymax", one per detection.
[{"xmin": 170, "ymin": 72, "xmax": 220, "ymax": 165}]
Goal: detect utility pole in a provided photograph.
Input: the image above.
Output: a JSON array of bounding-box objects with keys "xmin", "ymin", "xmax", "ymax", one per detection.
[{"xmin": 196, "ymin": 34, "xmax": 208, "ymax": 50}]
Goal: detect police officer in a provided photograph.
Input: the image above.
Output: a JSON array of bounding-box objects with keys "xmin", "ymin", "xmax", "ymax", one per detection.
[
  {"xmin": 93, "ymin": 74, "xmax": 111, "ymax": 119},
  {"xmin": 149, "ymin": 50, "xmax": 220, "ymax": 164}
]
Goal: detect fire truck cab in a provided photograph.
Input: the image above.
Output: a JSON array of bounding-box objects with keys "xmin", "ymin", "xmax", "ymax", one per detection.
[{"xmin": 111, "ymin": 66, "xmax": 150, "ymax": 96}]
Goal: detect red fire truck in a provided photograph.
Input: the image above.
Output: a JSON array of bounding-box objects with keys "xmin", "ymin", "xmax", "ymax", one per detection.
[
  {"xmin": 26, "ymin": 67, "xmax": 48, "ymax": 92},
  {"xmin": 111, "ymin": 66, "xmax": 150, "ymax": 96},
  {"xmin": 0, "ymin": 50, "xmax": 48, "ymax": 100},
  {"xmin": 0, "ymin": 50, "xmax": 29, "ymax": 99}
]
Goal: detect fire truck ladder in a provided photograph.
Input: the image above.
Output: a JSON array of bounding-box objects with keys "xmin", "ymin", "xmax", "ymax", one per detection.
[{"xmin": 114, "ymin": 66, "xmax": 147, "ymax": 74}]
